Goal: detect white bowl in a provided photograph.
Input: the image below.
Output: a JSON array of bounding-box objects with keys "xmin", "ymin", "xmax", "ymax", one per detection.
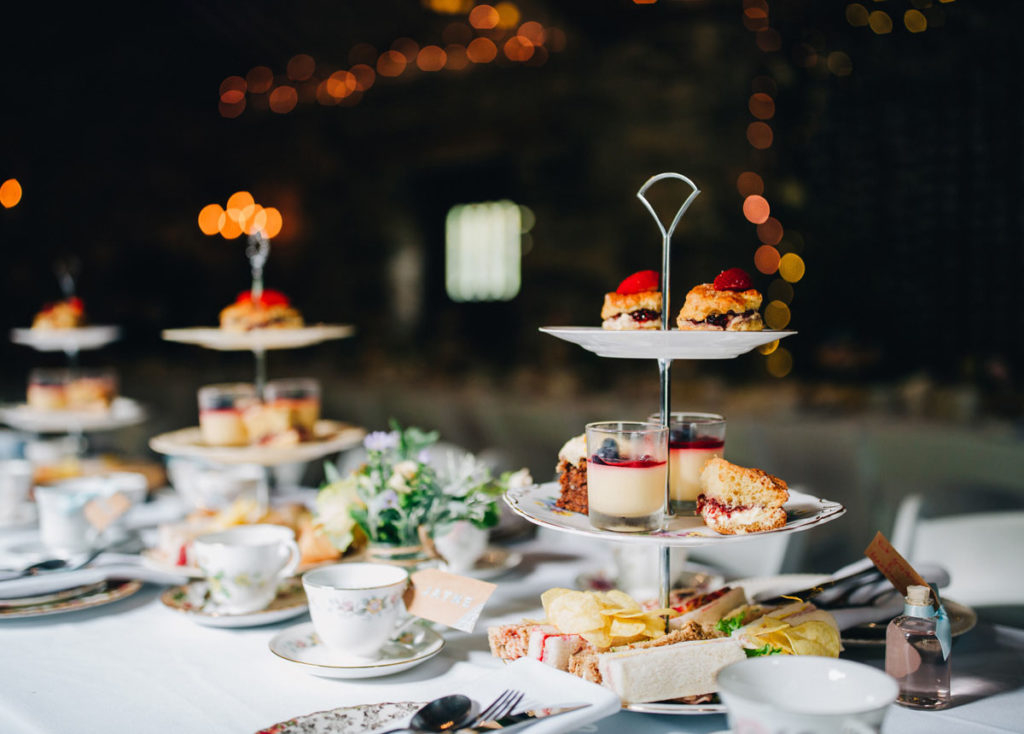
[{"xmin": 717, "ymin": 656, "xmax": 898, "ymax": 734}]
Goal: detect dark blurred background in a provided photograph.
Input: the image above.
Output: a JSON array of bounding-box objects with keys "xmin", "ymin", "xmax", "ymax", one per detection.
[{"xmin": 2, "ymin": 0, "xmax": 1023, "ymax": 567}]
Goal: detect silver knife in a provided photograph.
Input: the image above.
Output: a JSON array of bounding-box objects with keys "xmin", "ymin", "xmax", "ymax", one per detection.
[{"xmin": 460, "ymin": 703, "xmax": 590, "ymax": 731}]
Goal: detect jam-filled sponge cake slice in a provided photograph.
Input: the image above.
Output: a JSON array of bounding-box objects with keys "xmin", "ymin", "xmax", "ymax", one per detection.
[
  {"xmin": 601, "ymin": 269, "xmax": 663, "ymax": 330},
  {"xmin": 697, "ymin": 456, "xmax": 789, "ymax": 534},
  {"xmin": 676, "ymin": 268, "xmax": 764, "ymax": 331}
]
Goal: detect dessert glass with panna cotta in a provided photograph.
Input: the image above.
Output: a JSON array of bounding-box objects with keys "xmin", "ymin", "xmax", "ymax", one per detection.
[
  {"xmin": 649, "ymin": 412, "xmax": 725, "ymax": 515},
  {"xmin": 585, "ymin": 421, "xmax": 667, "ymax": 532},
  {"xmin": 198, "ymin": 383, "xmax": 258, "ymax": 447},
  {"xmin": 263, "ymin": 378, "xmax": 321, "ymax": 439}
]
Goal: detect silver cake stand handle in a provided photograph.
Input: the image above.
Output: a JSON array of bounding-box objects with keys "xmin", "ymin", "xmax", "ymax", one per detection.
[
  {"xmin": 245, "ymin": 233, "xmax": 271, "ymax": 397},
  {"xmin": 636, "ymin": 172, "xmax": 701, "ymax": 614}
]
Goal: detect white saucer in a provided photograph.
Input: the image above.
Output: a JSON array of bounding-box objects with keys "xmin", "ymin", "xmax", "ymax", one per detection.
[
  {"xmin": 11, "ymin": 325, "xmax": 121, "ymax": 352},
  {"xmin": 0, "ymin": 503, "xmax": 37, "ymax": 529},
  {"xmin": 269, "ymin": 622, "xmax": 445, "ymax": 679},
  {"xmin": 0, "ymin": 397, "xmax": 145, "ymax": 433},
  {"xmin": 442, "ymin": 547, "xmax": 522, "ymax": 580},
  {"xmin": 161, "ymin": 579, "xmax": 308, "ymax": 628}
]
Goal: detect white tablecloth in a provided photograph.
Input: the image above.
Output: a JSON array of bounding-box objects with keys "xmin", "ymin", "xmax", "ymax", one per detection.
[{"xmin": 1, "ymin": 527, "xmax": 1022, "ymax": 733}]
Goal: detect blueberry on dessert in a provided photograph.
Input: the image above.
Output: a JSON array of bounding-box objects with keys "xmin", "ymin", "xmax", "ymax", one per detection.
[
  {"xmin": 601, "ymin": 270, "xmax": 663, "ymax": 330},
  {"xmin": 675, "ymin": 268, "xmax": 764, "ymax": 331}
]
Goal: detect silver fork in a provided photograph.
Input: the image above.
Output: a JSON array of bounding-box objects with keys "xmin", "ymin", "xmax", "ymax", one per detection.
[{"xmin": 468, "ymin": 690, "xmax": 524, "ymax": 728}]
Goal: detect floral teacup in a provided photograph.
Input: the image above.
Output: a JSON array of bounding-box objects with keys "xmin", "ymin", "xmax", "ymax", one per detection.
[
  {"xmin": 302, "ymin": 562, "xmax": 409, "ymax": 659},
  {"xmin": 193, "ymin": 524, "xmax": 300, "ymax": 614}
]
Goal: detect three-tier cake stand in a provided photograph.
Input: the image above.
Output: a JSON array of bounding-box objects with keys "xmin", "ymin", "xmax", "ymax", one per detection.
[{"xmin": 504, "ymin": 173, "xmax": 846, "ymax": 714}]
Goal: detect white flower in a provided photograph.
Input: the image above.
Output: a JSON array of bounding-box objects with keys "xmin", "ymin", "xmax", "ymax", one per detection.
[
  {"xmin": 315, "ymin": 477, "xmax": 363, "ymax": 552},
  {"xmin": 387, "ymin": 471, "xmax": 410, "ymax": 494},
  {"xmin": 364, "ymin": 431, "xmax": 399, "ymax": 452},
  {"xmin": 394, "ymin": 460, "xmax": 419, "ymax": 480},
  {"xmin": 505, "ymin": 468, "xmax": 533, "ymax": 489}
]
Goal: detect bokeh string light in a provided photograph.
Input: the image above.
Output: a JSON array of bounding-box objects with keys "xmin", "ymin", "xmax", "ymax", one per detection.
[
  {"xmin": 197, "ymin": 192, "xmax": 284, "ymax": 241},
  {"xmin": 217, "ymin": 3, "xmax": 565, "ymax": 118},
  {"xmin": 0, "ymin": 178, "xmax": 22, "ymax": 209}
]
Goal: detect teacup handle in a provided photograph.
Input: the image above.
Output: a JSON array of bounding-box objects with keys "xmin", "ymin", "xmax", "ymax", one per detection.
[{"xmin": 276, "ymin": 539, "xmax": 301, "ymax": 579}]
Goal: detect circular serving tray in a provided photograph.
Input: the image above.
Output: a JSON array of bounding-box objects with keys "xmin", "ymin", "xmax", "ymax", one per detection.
[
  {"xmin": 148, "ymin": 420, "xmax": 365, "ymax": 466},
  {"xmin": 162, "ymin": 325, "xmax": 355, "ymax": 351},
  {"xmin": 539, "ymin": 327, "xmax": 795, "ymax": 360},
  {"xmin": 11, "ymin": 325, "xmax": 121, "ymax": 352},
  {"xmin": 503, "ymin": 481, "xmax": 845, "ymax": 547},
  {"xmin": 0, "ymin": 397, "xmax": 146, "ymax": 433}
]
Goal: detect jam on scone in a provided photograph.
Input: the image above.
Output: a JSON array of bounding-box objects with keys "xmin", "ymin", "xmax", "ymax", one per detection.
[
  {"xmin": 601, "ymin": 270, "xmax": 663, "ymax": 330},
  {"xmin": 675, "ymin": 268, "xmax": 764, "ymax": 331}
]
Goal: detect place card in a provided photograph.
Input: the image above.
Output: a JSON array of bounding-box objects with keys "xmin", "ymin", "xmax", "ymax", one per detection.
[
  {"xmin": 404, "ymin": 568, "xmax": 496, "ymax": 633},
  {"xmin": 83, "ymin": 492, "xmax": 131, "ymax": 533},
  {"xmin": 864, "ymin": 531, "xmax": 935, "ymax": 606}
]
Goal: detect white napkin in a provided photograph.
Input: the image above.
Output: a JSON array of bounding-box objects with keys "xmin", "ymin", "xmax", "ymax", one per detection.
[
  {"xmin": 0, "ymin": 562, "xmax": 187, "ymax": 599},
  {"xmin": 370, "ymin": 658, "xmax": 621, "ymax": 733}
]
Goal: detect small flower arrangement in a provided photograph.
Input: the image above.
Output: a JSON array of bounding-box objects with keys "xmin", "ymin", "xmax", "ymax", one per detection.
[{"xmin": 316, "ymin": 421, "xmax": 531, "ymax": 554}]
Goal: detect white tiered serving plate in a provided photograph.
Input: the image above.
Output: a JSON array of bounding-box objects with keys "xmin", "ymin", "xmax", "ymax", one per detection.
[
  {"xmin": 162, "ymin": 325, "xmax": 355, "ymax": 351},
  {"xmin": 0, "ymin": 397, "xmax": 146, "ymax": 433},
  {"xmin": 11, "ymin": 325, "xmax": 121, "ymax": 352},
  {"xmin": 149, "ymin": 420, "xmax": 365, "ymax": 466},
  {"xmin": 539, "ymin": 327, "xmax": 795, "ymax": 360},
  {"xmin": 504, "ymin": 481, "xmax": 845, "ymax": 546}
]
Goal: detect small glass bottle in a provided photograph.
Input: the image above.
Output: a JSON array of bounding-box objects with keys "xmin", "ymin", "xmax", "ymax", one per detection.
[{"xmin": 885, "ymin": 584, "xmax": 951, "ymax": 709}]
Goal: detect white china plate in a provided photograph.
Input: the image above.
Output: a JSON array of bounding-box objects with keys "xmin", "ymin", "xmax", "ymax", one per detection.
[
  {"xmin": 0, "ymin": 503, "xmax": 37, "ymax": 530},
  {"xmin": 504, "ymin": 482, "xmax": 845, "ymax": 547},
  {"xmin": 539, "ymin": 327, "xmax": 795, "ymax": 360},
  {"xmin": 255, "ymin": 702, "xmax": 426, "ymax": 734},
  {"xmin": 269, "ymin": 622, "xmax": 445, "ymax": 679},
  {"xmin": 624, "ymin": 700, "xmax": 726, "ymax": 715},
  {"xmin": 442, "ymin": 547, "xmax": 523, "ymax": 580},
  {"xmin": 162, "ymin": 325, "xmax": 355, "ymax": 352},
  {"xmin": 161, "ymin": 579, "xmax": 308, "ymax": 628},
  {"xmin": 149, "ymin": 420, "xmax": 365, "ymax": 466},
  {"xmin": 0, "ymin": 579, "xmax": 141, "ymax": 618},
  {"xmin": 0, "ymin": 581, "xmax": 107, "ymax": 608},
  {"xmin": 0, "ymin": 397, "xmax": 146, "ymax": 433},
  {"xmin": 10, "ymin": 325, "xmax": 121, "ymax": 352}
]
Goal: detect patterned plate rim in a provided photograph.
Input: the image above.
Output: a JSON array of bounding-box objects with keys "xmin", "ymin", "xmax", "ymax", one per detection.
[
  {"xmin": 269, "ymin": 623, "xmax": 445, "ymax": 670},
  {"xmin": 0, "ymin": 580, "xmax": 142, "ymax": 619}
]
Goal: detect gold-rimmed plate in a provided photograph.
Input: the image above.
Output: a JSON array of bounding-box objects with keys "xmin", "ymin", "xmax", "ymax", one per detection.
[
  {"xmin": 161, "ymin": 578, "xmax": 308, "ymax": 628},
  {"xmin": 0, "ymin": 580, "xmax": 141, "ymax": 619}
]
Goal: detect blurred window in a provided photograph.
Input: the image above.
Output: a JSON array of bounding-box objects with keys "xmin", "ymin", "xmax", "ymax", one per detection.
[{"xmin": 445, "ymin": 200, "xmax": 522, "ymax": 302}]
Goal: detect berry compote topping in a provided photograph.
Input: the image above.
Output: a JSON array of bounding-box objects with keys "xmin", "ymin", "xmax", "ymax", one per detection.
[
  {"xmin": 236, "ymin": 289, "xmax": 291, "ymax": 307},
  {"xmin": 616, "ymin": 270, "xmax": 659, "ymax": 295},
  {"xmin": 630, "ymin": 309, "xmax": 660, "ymax": 322},
  {"xmin": 712, "ymin": 268, "xmax": 753, "ymax": 292}
]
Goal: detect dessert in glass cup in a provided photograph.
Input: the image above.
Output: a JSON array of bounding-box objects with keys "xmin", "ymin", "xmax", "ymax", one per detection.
[
  {"xmin": 650, "ymin": 412, "xmax": 725, "ymax": 515},
  {"xmin": 585, "ymin": 421, "xmax": 667, "ymax": 532}
]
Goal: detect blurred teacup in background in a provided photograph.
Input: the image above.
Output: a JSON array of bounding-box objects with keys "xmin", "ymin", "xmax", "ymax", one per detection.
[
  {"xmin": 302, "ymin": 563, "xmax": 409, "ymax": 659},
  {"xmin": 35, "ymin": 472, "xmax": 147, "ymax": 555},
  {"xmin": 717, "ymin": 656, "xmax": 898, "ymax": 734},
  {"xmin": 193, "ymin": 524, "xmax": 300, "ymax": 613},
  {"xmin": 0, "ymin": 459, "xmax": 33, "ymax": 522}
]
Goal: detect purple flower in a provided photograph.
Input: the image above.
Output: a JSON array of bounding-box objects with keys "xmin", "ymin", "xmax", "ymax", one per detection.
[{"xmin": 364, "ymin": 431, "xmax": 399, "ymax": 452}]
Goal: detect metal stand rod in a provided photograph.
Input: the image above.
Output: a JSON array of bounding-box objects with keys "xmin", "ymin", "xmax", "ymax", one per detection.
[{"xmin": 255, "ymin": 348, "xmax": 267, "ymax": 399}]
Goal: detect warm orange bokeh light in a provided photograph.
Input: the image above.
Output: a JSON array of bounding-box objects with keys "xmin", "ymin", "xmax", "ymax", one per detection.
[
  {"xmin": 0, "ymin": 178, "xmax": 23, "ymax": 208},
  {"xmin": 467, "ymin": 37, "xmax": 498, "ymax": 63},
  {"xmin": 446, "ymin": 44, "xmax": 470, "ymax": 70},
  {"xmin": 756, "ymin": 28, "xmax": 782, "ymax": 52},
  {"xmin": 469, "ymin": 5, "xmax": 499, "ymax": 29},
  {"xmin": 287, "ymin": 54, "xmax": 316, "ymax": 81},
  {"xmin": 417, "ymin": 45, "xmax": 448, "ymax": 71},
  {"xmin": 219, "ymin": 99, "xmax": 246, "ymax": 118},
  {"xmin": 327, "ymin": 70, "xmax": 357, "ymax": 98},
  {"xmin": 316, "ymin": 81, "xmax": 338, "ymax": 106},
  {"xmin": 220, "ymin": 76, "xmax": 246, "ymax": 97},
  {"xmin": 350, "ymin": 64, "xmax": 376, "ymax": 91},
  {"xmin": 241, "ymin": 205, "xmax": 268, "ymax": 236},
  {"xmin": 754, "ymin": 245, "xmax": 781, "ymax": 274},
  {"xmin": 494, "ymin": 2, "xmax": 521, "ymax": 29},
  {"xmin": 377, "ymin": 50, "xmax": 408, "ymax": 77},
  {"xmin": 518, "ymin": 21, "xmax": 545, "ymax": 45},
  {"xmin": 269, "ymin": 86, "xmax": 298, "ymax": 113},
  {"xmin": 546, "ymin": 27, "xmax": 567, "ymax": 52},
  {"xmin": 737, "ymin": 171, "xmax": 764, "ymax": 197},
  {"xmin": 227, "ymin": 191, "xmax": 255, "ymax": 212},
  {"xmin": 220, "ymin": 89, "xmax": 245, "ymax": 104},
  {"xmin": 218, "ymin": 212, "xmax": 243, "ymax": 240},
  {"xmin": 392, "ymin": 38, "xmax": 421, "ymax": 64},
  {"xmin": 504, "ymin": 36, "xmax": 534, "ymax": 62},
  {"xmin": 757, "ymin": 216, "xmax": 784, "ymax": 245},
  {"xmin": 743, "ymin": 194, "xmax": 770, "ymax": 224},
  {"xmin": 747, "ymin": 121, "xmax": 774, "ymax": 149},
  {"xmin": 246, "ymin": 66, "xmax": 274, "ymax": 94},
  {"xmin": 197, "ymin": 204, "xmax": 223, "ymax": 235},
  {"xmin": 749, "ymin": 93, "xmax": 775, "ymax": 120},
  {"xmin": 261, "ymin": 207, "xmax": 284, "ymax": 239}
]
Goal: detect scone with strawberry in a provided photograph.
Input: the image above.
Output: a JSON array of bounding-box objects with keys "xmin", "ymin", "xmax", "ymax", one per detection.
[
  {"xmin": 219, "ymin": 289, "xmax": 304, "ymax": 331},
  {"xmin": 676, "ymin": 268, "xmax": 764, "ymax": 331},
  {"xmin": 601, "ymin": 270, "xmax": 663, "ymax": 330}
]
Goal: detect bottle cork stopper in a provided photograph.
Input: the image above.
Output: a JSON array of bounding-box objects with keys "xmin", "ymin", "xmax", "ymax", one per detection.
[{"xmin": 906, "ymin": 584, "xmax": 931, "ymax": 605}]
